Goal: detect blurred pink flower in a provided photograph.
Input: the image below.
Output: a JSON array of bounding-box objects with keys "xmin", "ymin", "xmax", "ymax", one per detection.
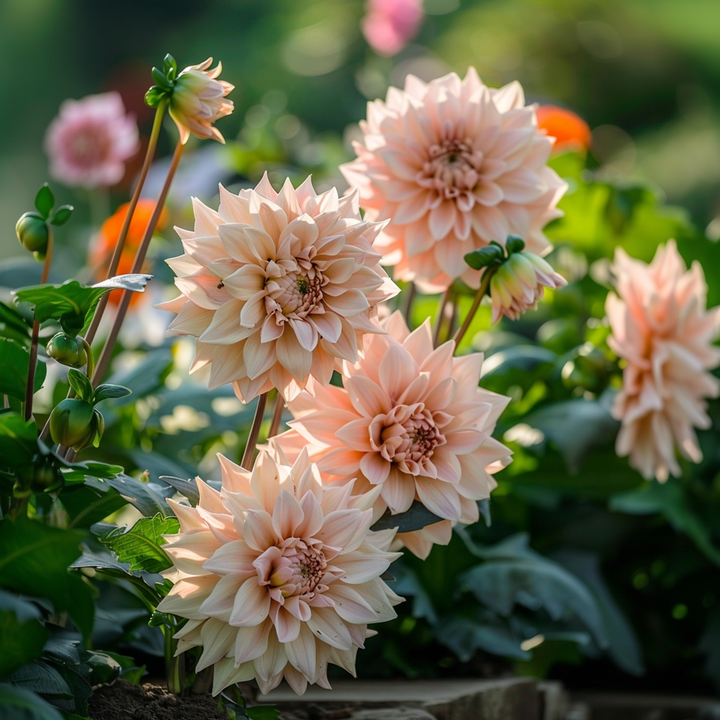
[
  {"xmin": 157, "ymin": 450, "xmax": 402, "ymax": 695},
  {"xmin": 272, "ymin": 312, "xmax": 512, "ymax": 559},
  {"xmin": 362, "ymin": 0, "xmax": 424, "ymax": 56},
  {"xmin": 341, "ymin": 69, "xmax": 567, "ymax": 293},
  {"xmin": 158, "ymin": 174, "xmax": 398, "ymax": 402},
  {"xmin": 490, "ymin": 251, "xmax": 566, "ymax": 322},
  {"xmin": 607, "ymin": 241, "xmax": 720, "ymax": 481},
  {"xmin": 45, "ymin": 92, "xmax": 139, "ymax": 188},
  {"xmin": 169, "ymin": 58, "xmax": 234, "ymax": 144}
]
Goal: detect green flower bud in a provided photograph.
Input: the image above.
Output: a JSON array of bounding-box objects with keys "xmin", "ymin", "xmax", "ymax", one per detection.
[
  {"xmin": 15, "ymin": 212, "xmax": 49, "ymax": 254},
  {"xmin": 32, "ymin": 457, "xmax": 63, "ymax": 492},
  {"xmin": 50, "ymin": 398, "xmax": 96, "ymax": 451},
  {"xmin": 46, "ymin": 332, "xmax": 87, "ymax": 368}
]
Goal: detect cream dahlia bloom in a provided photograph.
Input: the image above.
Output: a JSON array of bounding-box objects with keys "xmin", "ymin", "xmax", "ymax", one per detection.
[
  {"xmin": 273, "ymin": 312, "xmax": 512, "ymax": 559},
  {"xmin": 159, "ymin": 174, "xmax": 398, "ymax": 402},
  {"xmin": 169, "ymin": 58, "xmax": 234, "ymax": 144},
  {"xmin": 607, "ymin": 241, "xmax": 720, "ymax": 481},
  {"xmin": 157, "ymin": 450, "xmax": 402, "ymax": 695},
  {"xmin": 490, "ymin": 251, "xmax": 566, "ymax": 322},
  {"xmin": 341, "ymin": 69, "xmax": 567, "ymax": 293}
]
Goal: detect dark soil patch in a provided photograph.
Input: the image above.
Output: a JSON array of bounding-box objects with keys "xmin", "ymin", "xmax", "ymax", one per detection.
[{"xmin": 88, "ymin": 679, "xmax": 229, "ymax": 720}]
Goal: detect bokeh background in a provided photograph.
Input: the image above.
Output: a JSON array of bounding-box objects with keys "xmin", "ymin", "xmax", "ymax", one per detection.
[{"xmin": 5, "ymin": 0, "xmax": 720, "ymax": 701}]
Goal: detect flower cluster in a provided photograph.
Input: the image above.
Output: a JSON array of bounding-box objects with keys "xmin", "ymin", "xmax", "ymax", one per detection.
[
  {"xmin": 159, "ymin": 174, "xmax": 398, "ymax": 402},
  {"xmin": 157, "ymin": 451, "xmax": 402, "ymax": 695},
  {"xmin": 607, "ymin": 241, "xmax": 720, "ymax": 480},
  {"xmin": 273, "ymin": 312, "xmax": 512, "ymax": 559},
  {"xmin": 340, "ymin": 69, "xmax": 567, "ymax": 292}
]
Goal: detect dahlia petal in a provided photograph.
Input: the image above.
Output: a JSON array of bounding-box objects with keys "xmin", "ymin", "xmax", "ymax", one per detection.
[
  {"xmin": 229, "ymin": 577, "xmax": 271, "ymax": 626},
  {"xmin": 415, "ymin": 477, "xmax": 462, "ymax": 521},
  {"xmin": 243, "ymin": 510, "xmax": 278, "ymax": 551},
  {"xmin": 285, "ymin": 625, "xmax": 317, "ymax": 681},
  {"xmin": 199, "ymin": 573, "xmax": 245, "ymax": 619},
  {"xmin": 380, "ymin": 468, "xmax": 415, "ymax": 513},
  {"xmin": 360, "ymin": 452, "xmax": 391, "ymax": 485}
]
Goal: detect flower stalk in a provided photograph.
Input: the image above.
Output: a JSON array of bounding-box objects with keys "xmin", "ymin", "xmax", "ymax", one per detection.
[
  {"xmin": 432, "ymin": 286, "xmax": 452, "ymax": 347},
  {"xmin": 453, "ymin": 265, "xmax": 496, "ymax": 350},
  {"xmin": 240, "ymin": 392, "xmax": 268, "ymax": 470},
  {"xmin": 267, "ymin": 392, "xmax": 285, "ymax": 439}
]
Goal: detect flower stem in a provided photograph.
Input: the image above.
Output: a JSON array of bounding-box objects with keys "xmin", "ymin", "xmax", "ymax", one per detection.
[
  {"xmin": 241, "ymin": 393, "xmax": 268, "ymax": 470},
  {"xmin": 25, "ymin": 228, "xmax": 54, "ymax": 422},
  {"xmin": 432, "ymin": 287, "xmax": 452, "ymax": 348},
  {"xmin": 453, "ymin": 267, "xmax": 496, "ymax": 351},
  {"xmin": 85, "ymin": 100, "xmax": 168, "ymax": 347},
  {"xmin": 400, "ymin": 282, "xmax": 416, "ymax": 327},
  {"xmin": 91, "ymin": 138, "xmax": 185, "ymax": 388},
  {"xmin": 268, "ymin": 392, "xmax": 285, "ymax": 440},
  {"xmin": 164, "ymin": 625, "xmax": 184, "ymax": 695}
]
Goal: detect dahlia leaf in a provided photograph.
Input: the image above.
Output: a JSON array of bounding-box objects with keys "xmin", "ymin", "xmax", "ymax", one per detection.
[
  {"xmin": 0, "ymin": 683, "xmax": 63, "ymax": 720},
  {"xmin": 103, "ymin": 473, "xmax": 175, "ymax": 517},
  {"xmin": 434, "ymin": 614, "xmax": 529, "ymax": 662},
  {"xmin": 0, "ymin": 338, "xmax": 46, "ymax": 401},
  {"xmin": 0, "ymin": 599, "xmax": 48, "ymax": 677},
  {"xmin": 371, "ymin": 500, "xmax": 443, "ymax": 533},
  {"xmin": 102, "ymin": 514, "xmax": 179, "ymax": 574}
]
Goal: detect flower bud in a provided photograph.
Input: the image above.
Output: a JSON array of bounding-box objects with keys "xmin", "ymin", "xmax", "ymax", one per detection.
[
  {"xmin": 16, "ymin": 212, "xmax": 49, "ymax": 254},
  {"xmin": 489, "ymin": 249, "xmax": 567, "ymax": 323},
  {"xmin": 49, "ymin": 398, "xmax": 96, "ymax": 450},
  {"xmin": 47, "ymin": 332, "xmax": 87, "ymax": 368}
]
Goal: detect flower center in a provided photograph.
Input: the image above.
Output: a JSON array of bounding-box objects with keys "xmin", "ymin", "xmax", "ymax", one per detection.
[
  {"xmin": 370, "ymin": 403, "xmax": 446, "ymax": 477},
  {"xmin": 417, "ymin": 138, "xmax": 483, "ymax": 199},
  {"xmin": 69, "ymin": 125, "xmax": 111, "ymax": 167},
  {"xmin": 262, "ymin": 541, "xmax": 329, "ymax": 600},
  {"xmin": 264, "ymin": 264, "xmax": 328, "ymax": 320}
]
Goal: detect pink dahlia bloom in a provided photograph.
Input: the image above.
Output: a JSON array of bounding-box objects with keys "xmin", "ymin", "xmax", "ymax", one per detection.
[
  {"xmin": 45, "ymin": 92, "xmax": 139, "ymax": 188},
  {"xmin": 340, "ymin": 69, "xmax": 568, "ymax": 292},
  {"xmin": 607, "ymin": 241, "xmax": 720, "ymax": 481},
  {"xmin": 157, "ymin": 450, "xmax": 402, "ymax": 695},
  {"xmin": 169, "ymin": 58, "xmax": 234, "ymax": 144},
  {"xmin": 362, "ymin": 0, "xmax": 424, "ymax": 57},
  {"xmin": 490, "ymin": 251, "xmax": 566, "ymax": 322},
  {"xmin": 158, "ymin": 174, "xmax": 398, "ymax": 402},
  {"xmin": 272, "ymin": 312, "xmax": 512, "ymax": 559}
]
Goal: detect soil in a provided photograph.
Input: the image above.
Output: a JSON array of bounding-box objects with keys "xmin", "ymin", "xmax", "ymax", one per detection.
[{"xmin": 88, "ymin": 679, "xmax": 229, "ymax": 720}]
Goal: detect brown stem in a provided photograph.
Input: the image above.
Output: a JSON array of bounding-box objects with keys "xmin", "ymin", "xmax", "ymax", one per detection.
[
  {"xmin": 400, "ymin": 282, "xmax": 416, "ymax": 327},
  {"xmin": 85, "ymin": 101, "xmax": 168, "ymax": 346},
  {"xmin": 91, "ymin": 139, "xmax": 185, "ymax": 388},
  {"xmin": 432, "ymin": 286, "xmax": 453, "ymax": 348},
  {"xmin": 268, "ymin": 392, "xmax": 285, "ymax": 440},
  {"xmin": 241, "ymin": 393, "xmax": 268, "ymax": 470},
  {"xmin": 453, "ymin": 267, "xmax": 496, "ymax": 351},
  {"xmin": 25, "ymin": 228, "xmax": 54, "ymax": 421}
]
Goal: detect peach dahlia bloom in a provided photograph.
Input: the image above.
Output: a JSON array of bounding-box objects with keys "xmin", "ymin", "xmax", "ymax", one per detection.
[
  {"xmin": 157, "ymin": 450, "xmax": 402, "ymax": 695},
  {"xmin": 169, "ymin": 58, "xmax": 234, "ymax": 144},
  {"xmin": 340, "ymin": 69, "xmax": 567, "ymax": 293},
  {"xmin": 607, "ymin": 241, "xmax": 720, "ymax": 481},
  {"xmin": 159, "ymin": 174, "xmax": 398, "ymax": 402},
  {"xmin": 45, "ymin": 92, "xmax": 139, "ymax": 188},
  {"xmin": 273, "ymin": 312, "xmax": 512, "ymax": 559}
]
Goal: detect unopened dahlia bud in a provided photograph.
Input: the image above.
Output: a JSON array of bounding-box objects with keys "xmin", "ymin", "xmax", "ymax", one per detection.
[
  {"xmin": 489, "ymin": 249, "xmax": 567, "ymax": 322},
  {"xmin": 46, "ymin": 332, "xmax": 88, "ymax": 368},
  {"xmin": 16, "ymin": 213, "xmax": 49, "ymax": 254},
  {"xmin": 49, "ymin": 399, "xmax": 103, "ymax": 451}
]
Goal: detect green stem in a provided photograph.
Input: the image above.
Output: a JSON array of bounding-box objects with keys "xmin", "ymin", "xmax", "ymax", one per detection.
[
  {"xmin": 241, "ymin": 393, "xmax": 268, "ymax": 470},
  {"xmin": 25, "ymin": 228, "xmax": 54, "ymax": 422},
  {"xmin": 164, "ymin": 624, "xmax": 184, "ymax": 695},
  {"xmin": 400, "ymin": 282, "xmax": 416, "ymax": 327},
  {"xmin": 91, "ymin": 137, "xmax": 185, "ymax": 388},
  {"xmin": 453, "ymin": 266, "xmax": 496, "ymax": 351},
  {"xmin": 85, "ymin": 100, "xmax": 168, "ymax": 347},
  {"xmin": 432, "ymin": 286, "xmax": 453, "ymax": 348},
  {"xmin": 267, "ymin": 391, "xmax": 285, "ymax": 440}
]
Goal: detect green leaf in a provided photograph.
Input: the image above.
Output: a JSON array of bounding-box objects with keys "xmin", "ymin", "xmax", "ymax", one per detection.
[
  {"xmin": 66, "ymin": 369, "xmax": 93, "ymax": 403},
  {"xmin": 93, "ymin": 384, "xmax": 132, "ymax": 403},
  {"xmin": 247, "ymin": 706, "xmax": 282, "ymax": 720},
  {"xmin": 456, "ymin": 532, "xmax": 607, "ymax": 648},
  {"xmin": 61, "ymin": 481, "xmax": 128, "ymax": 528},
  {"xmin": 102, "ymin": 514, "xmax": 179, "ymax": 574},
  {"xmin": 34, "ymin": 185, "xmax": 54, "ymax": 220},
  {"xmin": 464, "ymin": 244, "xmax": 504, "ymax": 270},
  {"xmin": 610, "ymin": 481, "xmax": 720, "ymax": 566},
  {"xmin": 0, "ymin": 599, "xmax": 48, "ymax": 676},
  {"xmin": 13, "ymin": 281, "xmax": 106, "ymax": 326},
  {"xmin": 82, "ymin": 651, "xmax": 122, "ymax": 686},
  {"xmin": 48, "ymin": 205, "xmax": 73, "ymax": 227},
  {"xmin": 0, "ymin": 683, "xmax": 63, "ymax": 720},
  {"xmin": 106, "ymin": 349, "xmax": 173, "ymax": 403},
  {"xmin": 93, "ymin": 273, "xmax": 153, "ymax": 293},
  {"xmin": 0, "ymin": 301, "xmax": 32, "ymax": 345},
  {"xmin": 481, "ymin": 345, "xmax": 557, "ymax": 394},
  {"xmin": 435, "ymin": 614, "xmax": 529, "ymax": 662},
  {"xmin": 104, "ymin": 474, "xmax": 174, "ymax": 517},
  {"xmin": 7, "ymin": 661, "xmax": 72, "ymax": 699},
  {"xmin": 390, "ymin": 563, "xmax": 437, "ymax": 623},
  {"xmin": 0, "ymin": 339, "xmax": 46, "ymax": 401},
  {"xmin": 0, "ymin": 519, "xmax": 94, "ymax": 642},
  {"xmin": 371, "ymin": 500, "xmax": 443, "ymax": 533},
  {"xmin": 0, "ymin": 414, "xmax": 38, "ymax": 468},
  {"xmin": 100, "ymin": 651, "xmax": 146, "ymax": 685},
  {"xmin": 159, "ymin": 476, "xmax": 199, "ymax": 506}
]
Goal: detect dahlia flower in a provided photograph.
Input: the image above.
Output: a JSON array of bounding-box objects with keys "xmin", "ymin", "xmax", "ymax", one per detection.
[
  {"xmin": 159, "ymin": 174, "xmax": 398, "ymax": 402},
  {"xmin": 362, "ymin": 0, "xmax": 424, "ymax": 56},
  {"xmin": 169, "ymin": 58, "xmax": 234, "ymax": 144},
  {"xmin": 157, "ymin": 450, "xmax": 402, "ymax": 695},
  {"xmin": 536, "ymin": 105, "xmax": 592, "ymax": 154},
  {"xmin": 607, "ymin": 241, "xmax": 720, "ymax": 480},
  {"xmin": 489, "ymin": 250, "xmax": 567, "ymax": 322},
  {"xmin": 272, "ymin": 312, "xmax": 512, "ymax": 559},
  {"xmin": 340, "ymin": 68, "xmax": 567, "ymax": 293},
  {"xmin": 45, "ymin": 92, "xmax": 139, "ymax": 188}
]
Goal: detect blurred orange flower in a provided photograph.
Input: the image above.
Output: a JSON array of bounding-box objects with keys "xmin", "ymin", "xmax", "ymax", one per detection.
[
  {"xmin": 90, "ymin": 199, "xmax": 168, "ymax": 305},
  {"xmin": 536, "ymin": 105, "xmax": 592, "ymax": 153}
]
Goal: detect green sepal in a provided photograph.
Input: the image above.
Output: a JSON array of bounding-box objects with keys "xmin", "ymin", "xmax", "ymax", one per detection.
[
  {"xmin": 34, "ymin": 184, "xmax": 54, "ymax": 220},
  {"xmin": 49, "ymin": 204, "xmax": 74, "ymax": 227},
  {"xmin": 506, "ymin": 235, "xmax": 526, "ymax": 254},
  {"xmin": 464, "ymin": 244, "xmax": 505, "ymax": 270},
  {"xmin": 67, "ymin": 369, "xmax": 93, "ymax": 402},
  {"xmin": 93, "ymin": 384, "xmax": 132, "ymax": 403}
]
